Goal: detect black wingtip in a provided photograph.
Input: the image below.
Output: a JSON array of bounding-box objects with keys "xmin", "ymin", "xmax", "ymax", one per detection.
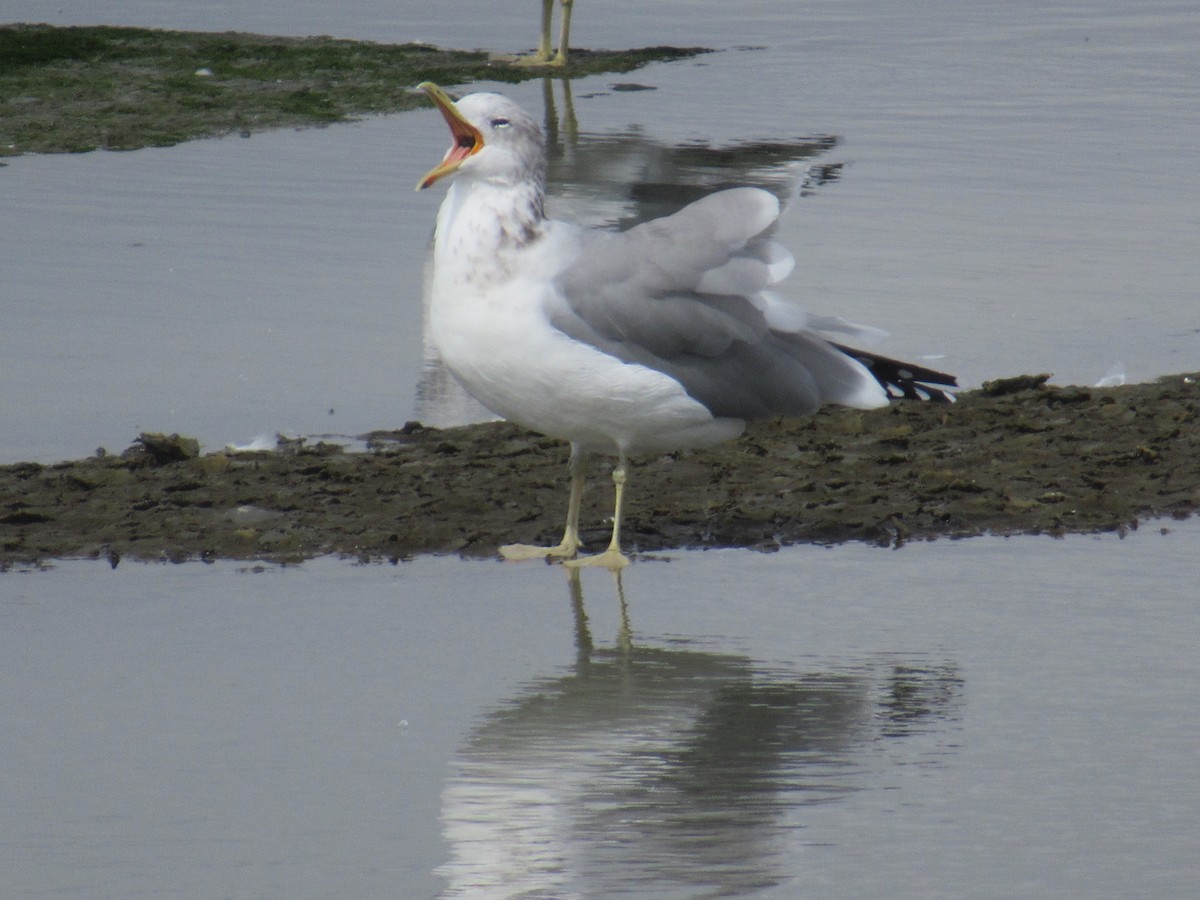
[{"xmin": 831, "ymin": 343, "xmax": 959, "ymax": 403}]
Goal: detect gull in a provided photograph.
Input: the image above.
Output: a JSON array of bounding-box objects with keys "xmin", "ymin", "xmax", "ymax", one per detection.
[{"xmin": 416, "ymin": 82, "xmax": 955, "ymax": 569}]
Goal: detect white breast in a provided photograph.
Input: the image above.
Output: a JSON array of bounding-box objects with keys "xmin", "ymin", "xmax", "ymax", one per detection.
[{"xmin": 430, "ymin": 212, "xmax": 744, "ymax": 457}]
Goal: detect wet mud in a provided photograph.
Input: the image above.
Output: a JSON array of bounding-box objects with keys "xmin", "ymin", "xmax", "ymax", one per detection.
[
  {"xmin": 2, "ymin": 374, "xmax": 1197, "ymax": 568},
  {"xmin": 0, "ymin": 24, "xmax": 708, "ymax": 155}
]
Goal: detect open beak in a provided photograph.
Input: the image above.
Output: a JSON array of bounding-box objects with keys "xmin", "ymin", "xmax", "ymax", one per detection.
[{"xmin": 416, "ymin": 82, "xmax": 484, "ymax": 190}]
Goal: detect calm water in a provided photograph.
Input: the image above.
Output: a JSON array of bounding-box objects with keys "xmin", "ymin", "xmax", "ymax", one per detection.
[
  {"xmin": 3, "ymin": 2, "xmax": 1199, "ymax": 897},
  {"xmin": 3, "ymin": 0, "xmax": 1198, "ymax": 461},
  {"xmin": 3, "ymin": 523, "xmax": 1199, "ymax": 898}
]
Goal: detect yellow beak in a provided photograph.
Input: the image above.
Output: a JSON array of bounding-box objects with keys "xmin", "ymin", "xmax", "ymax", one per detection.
[{"xmin": 416, "ymin": 82, "xmax": 484, "ymax": 191}]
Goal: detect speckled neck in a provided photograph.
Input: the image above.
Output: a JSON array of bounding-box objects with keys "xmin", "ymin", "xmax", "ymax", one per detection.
[{"xmin": 434, "ymin": 177, "xmax": 547, "ymax": 287}]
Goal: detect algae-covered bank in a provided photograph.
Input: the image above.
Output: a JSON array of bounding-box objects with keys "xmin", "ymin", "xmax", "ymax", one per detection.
[
  {"xmin": 0, "ymin": 24, "xmax": 708, "ymax": 155},
  {"xmin": 2, "ymin": 375, "xmax": 1197, "ymax": 567}
]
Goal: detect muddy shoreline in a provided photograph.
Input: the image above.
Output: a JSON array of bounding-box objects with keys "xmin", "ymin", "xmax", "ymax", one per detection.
[
  {"xmin": 0, "ymin": 24, "xmax": 708, "ymax": 156},
  {"xmin": 2, "ymin": 374, "xmax": 1196, "ymax": 568}
]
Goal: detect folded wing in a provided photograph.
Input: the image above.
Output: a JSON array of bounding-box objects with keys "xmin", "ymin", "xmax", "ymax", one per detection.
[{"xmin": 547, "ymin": 187, "xmax": 896, "ymax": 418}]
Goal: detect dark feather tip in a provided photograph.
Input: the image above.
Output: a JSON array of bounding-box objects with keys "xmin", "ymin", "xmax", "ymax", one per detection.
[{"xmin": 832, "ymin": 343, "xmax": 959, "ymax": 404}]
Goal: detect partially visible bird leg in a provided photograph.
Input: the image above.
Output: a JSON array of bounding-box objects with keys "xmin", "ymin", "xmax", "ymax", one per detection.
[
  {"xmin": 501, "ymin": 444, "xmax": 590, "ymax": 561},
  {"xmin": 566, "ymin": 451, "xmax": 631, "ymax": 570},
  {"xmin": 554, "ymin": 0, "xmax": 574, "ymax": 65},
  {"xmin": 511, "ymin": 0, "xmax": 572, "ymax": 67}
]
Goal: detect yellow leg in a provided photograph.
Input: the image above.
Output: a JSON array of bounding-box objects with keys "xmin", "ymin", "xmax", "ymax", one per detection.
[
  {"xmin": 566, "ymin": 453, "xmax": 631, "ymax": 570},
  {"xmin": 501, "ymin": 446, "xmax": 590, "ymax": 561},
  {"xmin": 553, "ymin": 0, "xmax": 574, "ymax": 66},
  {"xmin": 510, "ymin": 0, "xmax": 565, "ymax": 67}
]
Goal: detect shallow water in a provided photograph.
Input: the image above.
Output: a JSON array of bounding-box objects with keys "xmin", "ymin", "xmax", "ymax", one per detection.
[
  {"xmin": 4, "ymin": 0, "xmax": 1199, "ymax": 461},
  {"xmin": 3, "ymin": 3, "xmax": 1199, "ymax": 897},
  {"xmin": 3, "ymin": 522, "xmax": 1199, "ymax": 898}
]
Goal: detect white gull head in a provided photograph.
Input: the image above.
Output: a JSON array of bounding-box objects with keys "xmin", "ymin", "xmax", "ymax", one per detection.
[{"xmin": 417, "ymin": 83, "xmax": 546, "ymax": 194}]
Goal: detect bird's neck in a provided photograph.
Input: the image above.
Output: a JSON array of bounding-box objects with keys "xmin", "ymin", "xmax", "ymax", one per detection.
[{"xmin": 433, "ymin": 178, "xmax": 546, "ymax": 286}]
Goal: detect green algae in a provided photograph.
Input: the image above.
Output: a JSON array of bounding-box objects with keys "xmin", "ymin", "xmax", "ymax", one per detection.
[{"xmin": 0, "ymin": 24, "xmax": 710, "ymax": 156}]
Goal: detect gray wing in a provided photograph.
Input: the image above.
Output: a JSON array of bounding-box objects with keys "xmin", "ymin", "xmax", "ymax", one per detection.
[{"xmin": 547, "ymin": 187, "xmax": 884, "ymax": 419}]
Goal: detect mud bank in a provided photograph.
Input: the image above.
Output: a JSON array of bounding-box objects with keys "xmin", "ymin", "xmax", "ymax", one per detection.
[
  {"xmin": 0, "ymin": 24, "xmax": 708, "ymax": 155},
  {"xmin": 2, "ymin": 374, "xmax": 1197, "ymax": 568}
]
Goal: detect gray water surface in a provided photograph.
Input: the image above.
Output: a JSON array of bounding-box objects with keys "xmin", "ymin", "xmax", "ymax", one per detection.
[
  {"xmin": 3, "ymin": 523, "xmax": 1198, "ymax": 898},
  {"xmin": 4, "ymin": 0, "xmax": 1198, "ymax": 461},
  {"xmin": 2, "ymin": 3, "xmax": 1198, "ymax": 897}
]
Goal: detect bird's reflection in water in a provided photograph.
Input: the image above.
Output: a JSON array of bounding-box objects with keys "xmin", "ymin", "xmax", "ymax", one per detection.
[
  {"xmin": 413, "ymin": 77, "xmax": 844, "ymax": 429},
  {"xmin": 435, "ymin": 570, "xmax": 961, "ymax": 898}
]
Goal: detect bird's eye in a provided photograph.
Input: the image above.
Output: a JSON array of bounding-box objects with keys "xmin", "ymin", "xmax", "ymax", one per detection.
[{"xmin": 491, "ymin": 118, "xmax": 511, "ymax": 129}]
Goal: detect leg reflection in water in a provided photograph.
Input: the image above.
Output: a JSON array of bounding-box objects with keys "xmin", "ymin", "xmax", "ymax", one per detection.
[{"xmin": 434, "ymin": 567, "xmax": 961, "ymax": 897}]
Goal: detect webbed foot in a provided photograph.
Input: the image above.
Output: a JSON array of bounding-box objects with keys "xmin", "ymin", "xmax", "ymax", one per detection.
[
  {"xmin": 500, "ymin": 540, "xmax": 581, "ymax": 562},
  {"xmin": 563, "ymin": 548, "xmax": 630, "ymax": 571}
]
